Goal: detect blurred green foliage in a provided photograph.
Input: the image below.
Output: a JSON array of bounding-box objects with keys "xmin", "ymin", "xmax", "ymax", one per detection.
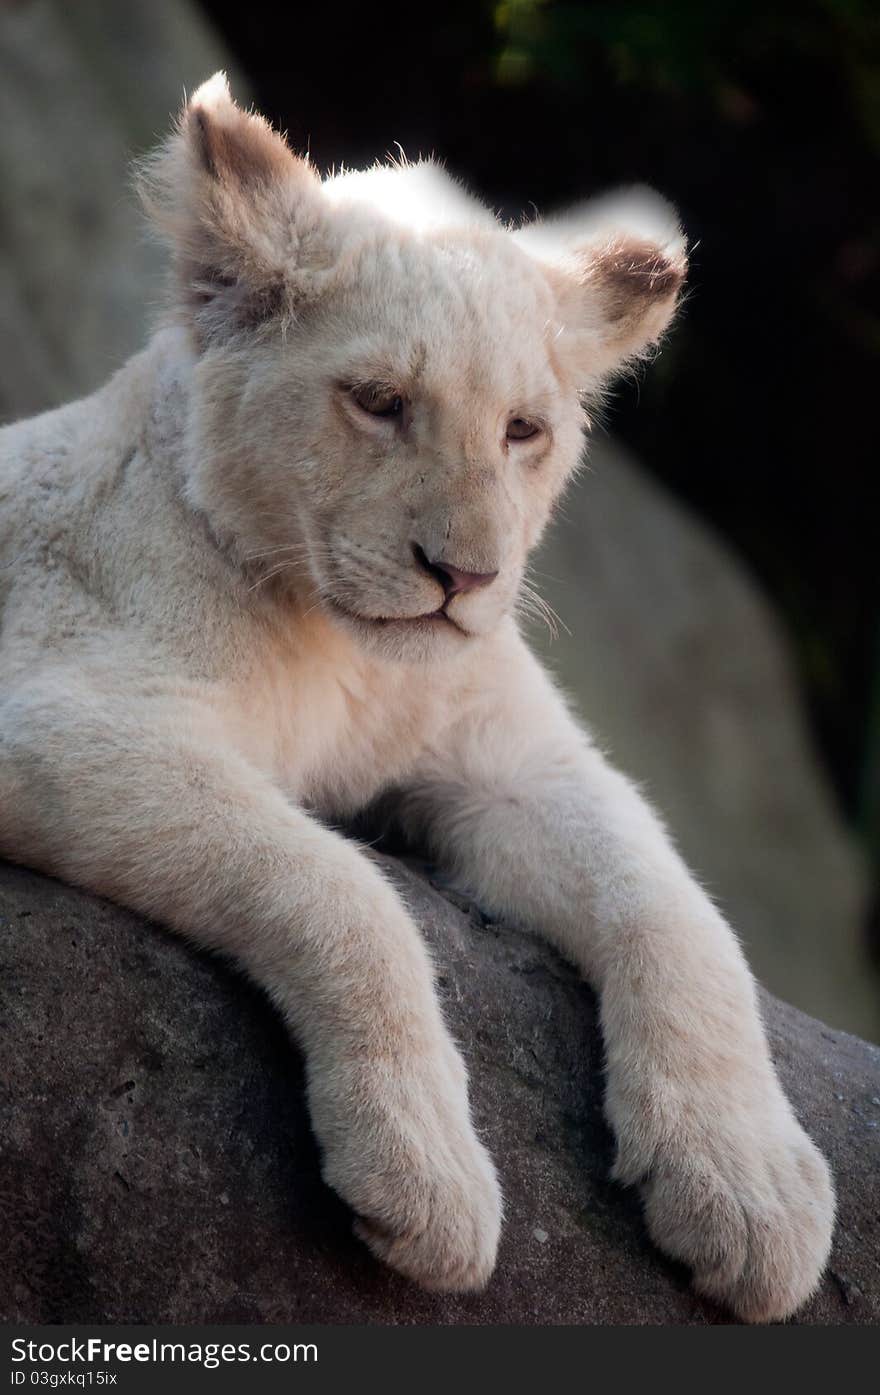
[{"xmin": 494, "ymin": 0, "xmax": 880, "ymax": 154}]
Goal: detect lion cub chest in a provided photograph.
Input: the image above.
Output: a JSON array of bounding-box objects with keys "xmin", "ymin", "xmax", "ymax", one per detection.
[{"xmin": 231, "ymin": 626, "xmax": 450, "ymax": 819}]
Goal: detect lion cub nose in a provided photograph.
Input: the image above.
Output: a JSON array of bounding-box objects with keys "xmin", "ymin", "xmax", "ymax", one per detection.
[{"xmin": 411, "ymin": 544, "xmax": 499, "ymax": 600}]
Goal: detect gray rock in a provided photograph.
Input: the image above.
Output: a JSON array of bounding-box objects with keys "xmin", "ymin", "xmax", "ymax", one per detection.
[
  {"xmin": 0, "ymin": 0, "xmax": 239, "ymax": 422},
  {"xmin": 1, "ymin": 855, "xmax": 877, "ymax": 1325}
]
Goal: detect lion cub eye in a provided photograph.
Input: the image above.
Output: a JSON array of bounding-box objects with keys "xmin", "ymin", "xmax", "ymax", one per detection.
[
  {"xmin": 506, "ymin": 417, "xmax": 541, "ymax": 442},
  {"xmin": 351, "ymin": 384, "xmax": 404, "ymax": 418}
]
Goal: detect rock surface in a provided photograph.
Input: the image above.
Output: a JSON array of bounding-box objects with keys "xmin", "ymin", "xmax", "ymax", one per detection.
[
  {"xmin": 1, "ymin": 855, "xmax": 878, "ymax": 1325},
  {"xmin": 0, "ymin": 0, "xmax": 239, "ymax": 422}
]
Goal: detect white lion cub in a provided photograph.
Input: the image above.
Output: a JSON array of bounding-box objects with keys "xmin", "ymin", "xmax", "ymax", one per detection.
[{"xmin": 0, "ymin": 75, "xmax": 833, "ymax": 1322}]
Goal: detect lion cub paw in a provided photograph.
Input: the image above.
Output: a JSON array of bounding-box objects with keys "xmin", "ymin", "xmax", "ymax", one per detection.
[
  {"xmin": 636, "ymin": 1108, "xmax": 834, "ymax": 1322},
  {"xmin": 351, "ymin": 1138, "xmax": 501, "ymax": 1293},
  {"xmin": 317, "ymin": 1054, "xmax": 502, "ymax": 1292}
]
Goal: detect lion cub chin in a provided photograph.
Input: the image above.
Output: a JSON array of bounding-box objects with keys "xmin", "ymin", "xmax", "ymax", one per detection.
[{"xmin": 0, "ymin": 73, "xmax": 833, "ymax": 1322}]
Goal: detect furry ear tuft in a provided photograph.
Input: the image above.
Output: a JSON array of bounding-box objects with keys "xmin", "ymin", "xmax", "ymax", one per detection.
[
  {"xmin": 185, "ymin": 73, "xmax": 294, "ymax": 188},
  {"xmin": 513, "ymin": 186, "xmax": 687, "ymax": 384},
  {"xmin": 138, "ymin": 74, "xmax": 327, "ymax": 340}
]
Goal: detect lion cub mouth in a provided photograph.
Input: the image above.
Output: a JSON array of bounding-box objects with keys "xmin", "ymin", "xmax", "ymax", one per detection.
[{"xmin": 326, "ymin": 597, "xmax": 467, "ymax": 637}]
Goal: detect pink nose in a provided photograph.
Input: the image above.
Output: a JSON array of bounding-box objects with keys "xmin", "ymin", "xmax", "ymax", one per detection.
[{"xmin": 412, "ymin": 544, "xmax": 499, "ymax": 600}]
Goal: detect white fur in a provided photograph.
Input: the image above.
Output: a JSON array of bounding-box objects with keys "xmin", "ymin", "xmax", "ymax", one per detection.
[{"xmin": 0, "ymin": 76, "xmax": 833, "ymax": 1320}]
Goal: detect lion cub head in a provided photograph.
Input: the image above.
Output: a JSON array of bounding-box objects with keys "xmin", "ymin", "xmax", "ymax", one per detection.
[{"xmin": 142, "ymin": 74, "xmax": 686, "ymax": 661}]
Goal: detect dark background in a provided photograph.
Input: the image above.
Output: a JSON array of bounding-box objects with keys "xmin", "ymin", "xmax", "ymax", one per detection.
[{"xmin": 203, "ymin": 0, "xmax": 880, "ymax": 943}]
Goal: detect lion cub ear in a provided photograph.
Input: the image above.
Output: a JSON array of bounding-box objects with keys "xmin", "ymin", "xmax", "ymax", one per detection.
[
  {"xmin": 139, "ymin": 73, "xmax": 329, "ymax": 341},
  {"xmin": 512, "ymin": 187, "xmax": 687, "ymax": 388}
]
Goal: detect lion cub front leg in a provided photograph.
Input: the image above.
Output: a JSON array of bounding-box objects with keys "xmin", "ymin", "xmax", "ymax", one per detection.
[
  {"xmin": 405, "ymin": 643, "xmax": 835, "ymax": 1321},
  {"xmin": 0, "ymin": 683, "xmax": 501, "ymax": 1291}
]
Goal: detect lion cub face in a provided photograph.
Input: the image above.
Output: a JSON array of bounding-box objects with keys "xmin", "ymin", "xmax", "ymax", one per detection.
[
  {"xmin": 144, "ymin": 75, "xmax": 686, "ymax": 662},
  {"xmin": 221, "ymin": 228, "xmax": 588, "ymax": 660}
]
